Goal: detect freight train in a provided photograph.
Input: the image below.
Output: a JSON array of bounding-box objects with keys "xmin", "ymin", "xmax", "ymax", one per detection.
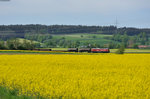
[
  {"xmin": 33, "ymin": 48, "xmax": 110, "ymax": 53},
  {"xmin": 68, "ymin": 48, "xmax": 110, "ymax": 53}
]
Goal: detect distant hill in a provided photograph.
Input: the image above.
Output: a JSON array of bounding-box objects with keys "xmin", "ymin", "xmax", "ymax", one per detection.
[{"xmin": 0, "ymin": 24, "xmax": 150, "ymax": 40}]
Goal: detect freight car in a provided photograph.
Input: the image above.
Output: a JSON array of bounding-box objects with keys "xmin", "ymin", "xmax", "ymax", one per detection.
[
  {"xmin": 79, "ymin": 48, "xmax": 91, "ymax": 52},
  {"xmin": 68, "ymin": 48, "xmax": 78, "ymax": 52},
  {"xmin": 33, "ymin": 49, "xmax": 52, "ymax": 51},
  {"xmin": 91, "ymin": 48, "xmax": 110, "ymax": 53}
]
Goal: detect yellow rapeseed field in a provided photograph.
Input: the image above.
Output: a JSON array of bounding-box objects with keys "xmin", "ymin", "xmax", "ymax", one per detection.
[{"xmin": 0, "ymin": 54, "xmax": 150, "ymax": 98}]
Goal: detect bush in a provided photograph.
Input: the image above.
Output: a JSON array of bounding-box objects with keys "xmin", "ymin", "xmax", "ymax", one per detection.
[
  {"xmin": 115, "ymin": 44, "xmax": 125, "ymax": 54},
  {"xmin": 133, "ymin": 44, "xmax": 139, "ymax": 49}
]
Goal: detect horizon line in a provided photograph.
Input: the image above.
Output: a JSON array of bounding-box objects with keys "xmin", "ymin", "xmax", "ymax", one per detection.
[{"xmin": 0, "ymin": 24, "xmax": 149, "ymax": 29}]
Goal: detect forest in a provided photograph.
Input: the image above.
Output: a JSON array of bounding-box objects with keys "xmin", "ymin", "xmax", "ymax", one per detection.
[{"xmin": 0, "ymin": 25, "xmax": 150, "ymax": 38}]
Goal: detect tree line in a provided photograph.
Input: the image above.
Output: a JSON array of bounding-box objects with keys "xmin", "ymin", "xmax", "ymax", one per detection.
[
  {"xmin": 0, "ymin": 39, "xmax": 40, "ymax": 50},
  {"xmin": 108, "ymin": 32, "xmax": 150, "ymax": 49},
  {"xmin": 0, "ymin": 24, "xmax": 150, "ymax": 40},
  {"xmin": 0, "ymin": 24, "xmax": 116, "ymax": 34}
]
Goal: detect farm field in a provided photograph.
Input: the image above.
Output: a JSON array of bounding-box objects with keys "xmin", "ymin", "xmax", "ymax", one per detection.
[
  {"xmin": 0, "ymin": 54, "xmax": 150, "ymax": 98},
  {"xmin": 51, "ymin": 33, "xmax": 115, "ymax": 45}
]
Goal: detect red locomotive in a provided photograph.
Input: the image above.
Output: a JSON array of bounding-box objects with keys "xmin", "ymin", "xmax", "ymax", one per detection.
[{"xmin": 91, "ymin": 48, "xmax": 110, "ymax": 53}]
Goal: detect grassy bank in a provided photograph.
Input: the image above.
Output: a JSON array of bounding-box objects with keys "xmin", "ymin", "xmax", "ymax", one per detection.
[{"xmin": 0, "ymin": 86, "xmax": 36, "ymax": 99}]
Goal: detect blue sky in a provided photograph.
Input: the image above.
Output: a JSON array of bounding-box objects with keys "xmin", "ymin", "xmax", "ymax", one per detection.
[{"xmin": 0, "ymin": 0, "xmax": 150, "ymax": 28}]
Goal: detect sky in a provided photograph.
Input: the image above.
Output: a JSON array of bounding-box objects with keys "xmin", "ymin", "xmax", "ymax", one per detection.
[{"xmin": 0, "ymin": 0, "xmax": 150, "ymax": 28}]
